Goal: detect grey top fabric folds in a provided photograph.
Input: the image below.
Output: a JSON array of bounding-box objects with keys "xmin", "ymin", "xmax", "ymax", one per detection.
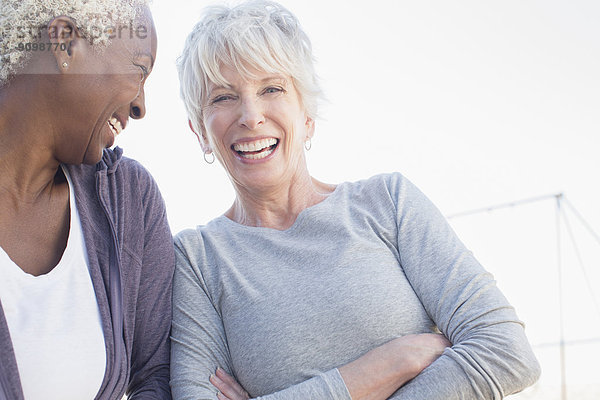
[{"xmin": 171, "ymin": 172, "xmax": 540, "ymax": 399}]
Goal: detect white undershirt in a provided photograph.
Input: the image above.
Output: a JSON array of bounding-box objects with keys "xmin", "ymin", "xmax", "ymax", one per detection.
[{"xmin": 0, "ymin": 167, "xmax": 106, "ymax": 400}]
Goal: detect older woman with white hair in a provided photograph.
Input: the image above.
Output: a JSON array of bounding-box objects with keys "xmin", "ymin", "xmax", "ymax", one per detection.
[
  {"xmin": 0, "ymin": 1, "xmax": 173, "ymax": 399},
  {"xmin": 171, "ymin": 1, "xmax": 540, "ymax": 399}
]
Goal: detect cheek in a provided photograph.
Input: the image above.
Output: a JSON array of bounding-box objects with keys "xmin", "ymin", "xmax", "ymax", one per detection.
[
  {"xmin": 285, "ymin": 113, "xmax": 309, "ymax": 145},
  {"xmin": 204, "ymin": 112, "xmax": 231, "ymax": 146},
  {"xmin": 122, "ymin": 73, "xmax": 144, "ymax": 99}
]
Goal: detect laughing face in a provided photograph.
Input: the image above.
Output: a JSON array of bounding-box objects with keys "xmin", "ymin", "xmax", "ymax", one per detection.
[
  {"xmin": 200, "ymin": 65, "xmax": 314, "ymax": 192},
  {"xmin": 54, "ymin": 7, "xmax": 157, "ymax": 165}
]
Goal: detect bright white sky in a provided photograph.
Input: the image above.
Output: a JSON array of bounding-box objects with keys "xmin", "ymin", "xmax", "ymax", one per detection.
[{"xmin": 118, "ymin": 1, "xmax": 600, "ymax": 398}]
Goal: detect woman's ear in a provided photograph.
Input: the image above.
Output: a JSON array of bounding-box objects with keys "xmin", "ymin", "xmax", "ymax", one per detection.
[
  {"xmin": 46, "ymin": 16, "xmax": 87, "ymax": 72},
  {"xmin": 305, "ymin": 115, "xmax": 315, "ymax": 140},
  {"xmin": 188, "ymin": 119, "xmax": 211, "ymax": 152}
]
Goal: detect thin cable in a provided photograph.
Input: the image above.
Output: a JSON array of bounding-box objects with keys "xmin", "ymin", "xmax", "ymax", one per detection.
[
  {"xmin": 560, "ymin": 206, "xmax": 600, "ymax": 321},
  {"xmin": 446, "ymin": 193, "xmax": 560, "ymax": 219},
  {"xmin": 563, "ymin": 198, "xmax": 600, "ymax": 248},
  {"xmin": 556, "ymin": 195, "xmax": 568, "ymax": 400}
]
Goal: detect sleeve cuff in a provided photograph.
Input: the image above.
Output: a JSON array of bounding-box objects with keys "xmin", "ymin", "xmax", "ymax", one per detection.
[{"xmin": 322, "ymin": 368, "xmax": 352, "ymax": 400}]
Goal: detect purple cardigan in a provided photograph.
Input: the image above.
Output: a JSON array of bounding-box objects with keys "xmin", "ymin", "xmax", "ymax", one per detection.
[{"xmin": 0, "ymin": 148, "xmax": 174, "ymax": 399}]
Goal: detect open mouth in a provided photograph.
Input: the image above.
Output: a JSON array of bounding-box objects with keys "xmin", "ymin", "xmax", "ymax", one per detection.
[
  {"xmin": 107, "ymin": 116, "xmax": 123, "ymax": 137},
  {"xmin": 232, "ymin": 138, "xmax": 279, "ymax": 160}
]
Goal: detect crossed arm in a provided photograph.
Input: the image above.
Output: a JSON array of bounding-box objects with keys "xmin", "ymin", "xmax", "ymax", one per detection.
[{"xmin": 211, "ymin": 333, "xmax": 451, "ymax": 400}]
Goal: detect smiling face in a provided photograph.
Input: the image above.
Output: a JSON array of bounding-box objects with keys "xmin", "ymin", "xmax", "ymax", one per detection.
[
  {"xmin": 200, "ymin": 65, "xmax": 314, "ymax": 192},
  {"xmin": 53, "ymin": 7, "xmax": 157, "ymax": 165}
]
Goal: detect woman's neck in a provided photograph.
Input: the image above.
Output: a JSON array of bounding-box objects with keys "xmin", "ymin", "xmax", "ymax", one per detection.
[
  {"xmin": 0, "ymin": 80, "xmax": 62, "ymax": 204},
  {"xmin": 226, "ymin": 171, "xmax": 336, "ymax": 230}
]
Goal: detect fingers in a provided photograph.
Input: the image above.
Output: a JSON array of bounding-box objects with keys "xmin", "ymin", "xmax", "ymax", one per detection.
[
  {"xmin": 210, "ymin": 374, "xmax": 239, "ymax": 400},
  {"xmin": 217, "ymin": 393, "xmax": 235, "ymax": 400},
  {"xmin": 210, "ymin": 368, "xmax": 249, "ymax": 400},
  {"xmin": 217, "ymin": 392, "xmax": 231, "ymax": 400},
  {"xmin": 216, "ymin": 367, "xmax": 249, "ymax": 397}
]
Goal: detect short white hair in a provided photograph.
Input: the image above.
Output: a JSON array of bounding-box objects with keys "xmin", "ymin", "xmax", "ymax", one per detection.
[
  {"xmin": 0, "ymin": 0, "xmax": 150, "ymax": 86},
  {"xmin": 177, "ymin": 0, "xmax": 323, "ymax": 136}
]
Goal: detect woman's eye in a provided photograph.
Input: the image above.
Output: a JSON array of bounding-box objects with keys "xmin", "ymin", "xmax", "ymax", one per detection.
[
  {"xmin": 211, "ymin": 95, "xmax": 234, "ymax": 104},
  {"xmin": 263, "ymin": 86, "xmax": 284, "ymax": 95},
  {"xmin": 136, "ymin": 65, "xmax": 149, "ymax": 80}
]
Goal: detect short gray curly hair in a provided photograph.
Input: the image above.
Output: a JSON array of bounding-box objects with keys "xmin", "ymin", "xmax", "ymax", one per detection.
[
  {"xmin": 0, "ymin": 0, "xmax": 150, "ymax": 86},
  {"xmin": 178, "ymin": 0, "xmax": 323, "ymax": 136}
]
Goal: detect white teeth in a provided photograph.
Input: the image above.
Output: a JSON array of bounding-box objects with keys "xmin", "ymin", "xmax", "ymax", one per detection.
[
  {"xmin": 239, "ymin": 147, "xmax": 276, "ymax": 159},
  {"xmin": 107, "ymin": 121, "xmax": 117, "ymax": 136},
  {"xmin": 107, "ymin": 117, "xmax": 123, "ymax": 136},
  {"xmin": 233, "ymin": 138, "xmax": 277, "ymax": 153}
]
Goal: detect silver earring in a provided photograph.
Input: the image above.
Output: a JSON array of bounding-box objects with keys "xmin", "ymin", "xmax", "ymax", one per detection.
[
  {"xmin": 304, "ymin": 138, "xmax": 312, "ymax": 151},
  {"xmin": 203, "ymin": 151, "xmax": 215, "ymax": 164},
  {"xmin": 62, "ymin": 62, "xmax": 68, "ymax": 68}
]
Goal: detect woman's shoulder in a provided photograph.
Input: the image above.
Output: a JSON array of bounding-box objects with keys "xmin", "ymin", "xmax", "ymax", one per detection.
[
  {"xmin": 63, "ymin": 147, "xmax": 154, "ymax": 187},
  {"xmin": 174, "ymin": 217, "xmax": 229, "ymax": 248},
  {"xmin": 174, "ymin": 227, "xmax": 202, "ymax": 248},
  {"xmin": 339, "ymin": 172, "xmax": 433, "ymax": 218},
  {"xmin": 108, "ymin": 149, "xmax": 154, "ymax": 185},
  {"xmin": 173, "ymin": 225, "xmax": 225, "ymax": 279},
  {"xmin": 65, "ymin": 148, "xmax": 168, "ymax": 225},
  {"xmin": 343, "ymin": 172, "xmax": 413, "ymax": 200},
  {"xmin": 174, "ymin": 225, "xmax": 215, "ymax": 259},
  {"xmin": 343, "ymin": 171, "xmax": 406, "ymax": 188}
]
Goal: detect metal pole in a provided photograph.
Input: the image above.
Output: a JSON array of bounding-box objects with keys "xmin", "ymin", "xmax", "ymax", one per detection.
[{"xmin": 556, "ymin": 194, "xmax": 567, "ymax": 400}]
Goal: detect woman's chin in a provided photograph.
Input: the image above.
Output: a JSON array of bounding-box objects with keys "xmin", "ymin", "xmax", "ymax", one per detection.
[{"xmin": 231, "ymin": 169, "xmax": 286, "ymax": 192}]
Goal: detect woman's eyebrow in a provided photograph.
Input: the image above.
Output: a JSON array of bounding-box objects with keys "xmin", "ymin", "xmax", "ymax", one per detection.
[
  {"xmin": 259, "ymin": 76, "xmax": 286, "ymax": 83},
  {"xmin": 208, "ymin": 83, "xmax": 233, "ymax": 91},
  {"xmin": 208, "ymin": 77, "xmax": 286, "ymax": 92}
]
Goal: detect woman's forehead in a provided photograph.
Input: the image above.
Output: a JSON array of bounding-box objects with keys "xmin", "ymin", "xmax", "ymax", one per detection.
[
  {"xmin": 208, "ymin": 63, "xmax": 288, "ymax": 88},
  {"xmin": 108, "ymin": 12, "xmax": 156, "ymax": 57}
]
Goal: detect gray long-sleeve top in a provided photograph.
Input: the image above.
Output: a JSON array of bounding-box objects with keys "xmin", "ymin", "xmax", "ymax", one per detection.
[{"xmin": 171, "ymin": 173, "xmax": 540, "ymax": 399}]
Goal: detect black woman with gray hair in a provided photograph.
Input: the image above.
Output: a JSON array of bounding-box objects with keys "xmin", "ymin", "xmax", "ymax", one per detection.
[
  {"xmin": 0, "ymin": 1, "xmax": 173, "ymax": 399},
  {"xmin": 171, "ymin": 1, "xmax": 540, "ymax": 399}
]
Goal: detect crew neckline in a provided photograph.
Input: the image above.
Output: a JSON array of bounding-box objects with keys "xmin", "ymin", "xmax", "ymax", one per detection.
[{"xmin": 213, "ymin": 181, "xmax": 346, "ymax": 234}]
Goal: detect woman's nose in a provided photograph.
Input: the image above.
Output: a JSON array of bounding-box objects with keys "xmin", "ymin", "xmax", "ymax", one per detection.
[
  {"xmin": 130, "ymin": 88, "xmax": 146, "ymax": 119},
  {"xmin": 238, "ymin": 98, "xmax": 265, "ymax": 130}
]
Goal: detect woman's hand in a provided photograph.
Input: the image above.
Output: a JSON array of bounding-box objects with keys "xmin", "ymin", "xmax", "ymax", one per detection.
[
  {"xmin": 339, "ymin": 333, "xmax": 451, "ymax": 400},
  {"xmin": 210, "ymin": 367, "xmax": 250, "ymax": 400}
]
